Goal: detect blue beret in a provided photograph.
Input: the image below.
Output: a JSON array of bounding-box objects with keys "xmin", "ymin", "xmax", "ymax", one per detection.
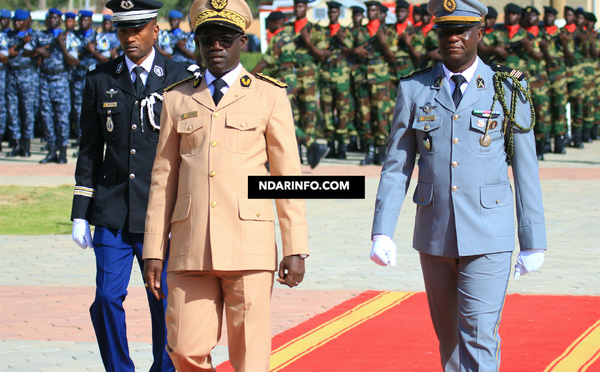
[
  {"xmin": 48, "ymin": 8, "xmax": 63, "ymax": 16},
  {"xmin": 79, "ymin": 10, "xmax": 93, "ymax": 17},
  {"xmin": 1, "ymin": 9, "xmax": 11, "ymax": 18},
  {"xmin": 64, "ymin": 12, "xmax": 77, "ymax": 19},
  {"xmin": 13, "ymin": 9, "xmax": 29, "ymax": 20},
  {"xmin": 103, "ymin": 14, "xmax": 112, "ymax": 20},
  {"xmin": 168, "ymin": 10, "xmax": 182, "ymax": 18}
]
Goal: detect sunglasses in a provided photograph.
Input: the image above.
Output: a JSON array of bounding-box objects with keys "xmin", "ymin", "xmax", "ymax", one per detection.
[{"xmin": 198, "ymin": 33, "xmax": 242, "ymax": 48}]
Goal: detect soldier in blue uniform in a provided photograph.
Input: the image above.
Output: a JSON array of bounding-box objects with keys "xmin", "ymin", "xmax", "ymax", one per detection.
[
  {"xmin": 96, "ymin": 15, "xmax": 121, "ymax": 63},
  {"xmin": 70, "ymin": 0, "xmax": 190, "ymax": 370},
  {"xmin": 29, "ymin": 8, "xmax": 79, "ymax": 164},
  {"xmin": 370, "ymin": 0, "xmax": 546, "ymax": 370},
  {"xmin": 70, "ymin": 10, "xmax": 98, "ymax": 151},
  {"xmin": 64, "ymin": 12, "xmax": 76, "ymax": 32},
  {"xmin": 5, "ymin": 10, "xmax": 36, "ymax": 157},
  {"xmin": 0, "ymin": 9, "xmax": 11, "ymax": 152},
  {"xmin": 169, "ymin": 11, "xmax": 197, "ymax": 68}
]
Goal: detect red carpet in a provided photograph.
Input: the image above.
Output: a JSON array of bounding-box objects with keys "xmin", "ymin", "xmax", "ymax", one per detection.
[{"xmin": 218, "ymin": 291, "xmax": 600, "ymax": 371}]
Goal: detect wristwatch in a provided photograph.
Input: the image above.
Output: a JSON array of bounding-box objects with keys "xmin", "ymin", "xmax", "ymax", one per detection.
[{"xmin": 296, "ymin": 254, "xmax": 308, "ymax": 260}]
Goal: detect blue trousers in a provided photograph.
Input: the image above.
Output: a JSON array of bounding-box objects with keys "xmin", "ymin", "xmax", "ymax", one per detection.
[{"xmin": 91, "ymin": 227, "xmax": 174, "ymax": 372}]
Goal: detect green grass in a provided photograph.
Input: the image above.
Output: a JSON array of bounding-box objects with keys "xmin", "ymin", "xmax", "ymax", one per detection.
[{"xmin": 0, "ymin": 185, "xmax": 73, "ymax": 235}]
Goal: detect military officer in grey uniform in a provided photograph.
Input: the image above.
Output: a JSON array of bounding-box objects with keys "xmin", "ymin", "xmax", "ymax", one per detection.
[
  {"xmin": 369, "ymin": 0, "xmax": 547, "ymax": 370},
  {"xmin": 70, "ymin": 0, "xmax": 189, "ymax": 369}
]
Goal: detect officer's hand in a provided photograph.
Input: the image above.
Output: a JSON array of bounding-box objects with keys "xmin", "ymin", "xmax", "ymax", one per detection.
[
  {"xmin": 539, "ymin": 37, "xmax": 548, "ymax": 51},
  {"xmin": 8, "ymin": 46, "xmax": 18, "ymax": 57},
  {"xmin": 143, "ymin": 259, "xmax": 166, "ymax": 300},
  {"xmin": 85, "ymin": 41, "xmax": 96, "ymax": 53},
  {"xmin": 375, "ymin": 28, "xmax": 386, "ymax": 43},
  {"xmin": 335, "ymin": 29, "xmax": 346, "ymax": 42},
  {"xmin": 23, "ymin": 35, "xmax": 31, "ymax": 44},
  {"xmin": 495, "ymin": 45, "xmax": 509, "ymax": 59},
  {"xmin": 36, "ymin": 47, "xmax": 50, "ymax": 58},
  {"xmin": 401, "ymin": 31, "xmax": 414, "ymax": 44},
  {"xmin": 370, "ymin": 235, "xmax": 397, "ymax": 267},
  {"xmin": 514, "ymin": 249, "xmax": 545, "ymax": 279},
  {"xmin": 277, "ymin": 255, "xmax": 305, "ymax": 288},
  {"xmin": 56, "ymin": 32, "xmax": 67, "ymax": 45},
  {"xmin": 354, "ymin": 44, "xmax": 369, "ymax": 58},
  {"xmin": 72, "ymin": 219, "xmax": 93, "ymax": 249},
  {"xmin": 110, "ymin": 47, "xmax": 119, "ymax": 59}
]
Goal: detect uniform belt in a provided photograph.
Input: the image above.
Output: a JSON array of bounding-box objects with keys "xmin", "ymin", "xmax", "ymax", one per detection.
[
  {"xmin": 42, "ymin": 67, "xmax": 67, "ymax": 75},
  {"xmin": 324, "ymin": 60, "xmax": 346, "ymax": 69},
  {"xmin": 8, "ymin": 62, "xmax": 34, "ymax": 71},
  {"xmin": 394, "ymin": 63, "xmax": 410, "ymax": 71},
  {"xmin": 76, "ymin": 64, "xmax": 89, "ymax": 71},
  {"xmin": 366, "ymin": 58, "xmax": 387, "ymax": 66}
]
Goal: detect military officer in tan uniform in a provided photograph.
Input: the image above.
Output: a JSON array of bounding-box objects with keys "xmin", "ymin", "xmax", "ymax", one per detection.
[{"xmin": 142, "ymin": 0, "xmax": 309, "ymax": 370}]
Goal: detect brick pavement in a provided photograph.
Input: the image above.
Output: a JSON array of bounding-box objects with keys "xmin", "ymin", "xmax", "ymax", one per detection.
[{"xmin": 1, "ymin": 138, "xmax": 599, "ymax": 370}]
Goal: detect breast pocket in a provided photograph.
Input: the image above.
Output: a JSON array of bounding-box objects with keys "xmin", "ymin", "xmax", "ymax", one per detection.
[
  {"xmin": 98, "ymin": 101, "xmax": 124, "ymax": 140},
  {"xmin": 480, "ymin": 183, "xmax": 514, "ymax": 236},
  {"xmin": 225, "ymin": 113, "xmax": 262, "ymax": 153},
  {"xmin": 469, "ymin": 115, "xmax": 505, "ymax": 155},
  {"xmin": 176, "ymin": 115, "xmax": 206, "ymax": 157},
  {"xmin": 413, "ymin": 116, "xmax": 442, "ymax": 155}
]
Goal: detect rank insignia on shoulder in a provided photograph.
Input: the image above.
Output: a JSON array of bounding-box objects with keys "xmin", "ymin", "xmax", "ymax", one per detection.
[
  {"xmin": 400, "ymin": 66, "xmax": 433, "ymax": 81},
  {"xmin": 165, "ymin": 76, "xmax": 195, "ymax": 92},
  {"xmin": 472, "ymin": 110, "xmax": 500, "ymax": 118},
  {"xmin": 476, "ymin": 76, "xmax": 485, "ymax": 89},
  {"xmin": 89, "ymin": 64, "xmax": 97, "ymax": 72},
  {"xmin": 434, "ymin": 75, "xmax": 443, "ymax": 88},
  {"xmin": 255, "ymin": 73, "xmax": 287, "ymax": 88},
  {"xmin": 491, "ymin": 64, "xmax": 526, "ymax": 80},
  {"xmin": 240, "ymin": 75, "xmax": 252, "ymax": 87},
  {"xmin": 116, "ymin": 62, "xmax": 124, "ymax": 74}
]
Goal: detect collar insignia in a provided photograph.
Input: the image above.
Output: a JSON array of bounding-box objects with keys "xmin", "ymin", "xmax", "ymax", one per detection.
[
  {"xmin": 476, "ymin": 76, "xmax": 485, "ymax": 89},
  {"xmin": 193, "ymin": 76, "xmax": 202, "ymax": 89},
  {"xmin": 419, "ymin": 102, "xmax": 437, "ymax": 114},
  {"xmin": 153, "ymin": 65, "xmax": 164, "ymax": 77},
  {"xmin": 434, "ymin": 75, "xmax": 443, "ymax": 88},
  {"xmin": 240, "ymin": 75, "xmax": 252, "ymax": 87},
  {"xmin": 116, "ymin": 62, "xmax": 123, "ymax": 74}
]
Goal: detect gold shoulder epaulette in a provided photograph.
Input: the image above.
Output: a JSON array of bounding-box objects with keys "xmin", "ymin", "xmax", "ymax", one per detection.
[
  {"xmin": 255, "ymin": 73, "xmax": 288, "ymax": 88},
  {"xmin": 165, "ymin": 76, "xmax": 195, "ymax": 92},
  {"xmin": 400, "ymin": 66, "xmax": 433, "ymax": 80},
  {"xmin": 490, "ymin": 64, "xmax": 527, "ymax": 81}
]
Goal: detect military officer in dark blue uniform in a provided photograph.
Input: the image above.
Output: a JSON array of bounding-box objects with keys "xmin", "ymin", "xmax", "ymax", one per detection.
[
  {"xmin": 70, "ymin": 0, "xmax": 190, "ymax": 370},
  {"xmin": 5, "ymin": 9, "xmax": 36, "ymax": 157},
  {"xmin": 70, "ymin": 10, "xmax": 98, "ymax": 149}
]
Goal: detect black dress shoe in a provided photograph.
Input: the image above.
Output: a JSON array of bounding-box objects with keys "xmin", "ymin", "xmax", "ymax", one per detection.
[
  {"xmin": 325, "ymin": 141, "xmax": 337, "ymax": 158},
  {"xmin": 307, "ymin": 142, "xmax": 329, "ymax": 169},
  {"xmin": 374, "ymin": 144, "xmax": 387, "ymax": 165},
  {"xmin": 40, "ymin": 145, "xmax": 58, "ymax": 164},
  {"xmin": 336, "ymin": 143, "xmax": 347, "ymax": 159},
  {"xmin": 360, "ymin": 144, "xmax": 375, "ymax": 165},
  {"xmin": 58, "ymin": 146, "xmax": 68, "ymax": 164}
]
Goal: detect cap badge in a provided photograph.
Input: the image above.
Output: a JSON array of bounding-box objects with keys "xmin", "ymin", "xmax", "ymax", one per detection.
[
  {"xmin": 211, "ymin": 0, "xmax": 227, "ymax": 11},
  {"xmin": 120, "ymin": 0, "xmax": 134, "ymax": 10},
  {"xmin": 443, "ymin": 0, "xmax": 457, "ymax": 13}
]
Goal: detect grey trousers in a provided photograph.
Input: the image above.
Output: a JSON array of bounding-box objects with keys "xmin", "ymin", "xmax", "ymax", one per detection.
[{"xmin": 419, "ymin": 251, "xmax": 512, "ymax": 372}]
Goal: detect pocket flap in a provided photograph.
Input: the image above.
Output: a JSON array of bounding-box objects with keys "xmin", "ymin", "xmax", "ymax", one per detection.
[
  {"xmin": 238, "ymin": 198, "xmax": 274, "ymax": 221},
  {"xmin": 470, "ymin": 116, "xmax": 495, "ymax": 134},
  {"xmin": 171, "ymin": 195, "xmax": 192, "ymax": 222},
  {"xmin": 98, "ymin": 101, "xmax": 124, "ymax": 114},
  {"xmin": 412, "ymin": 116, "xmax": 441, "ymax": 132},
  {"xmin": 480, "ymin": 183, "xmax": 512, "ymax": 209},
  {"xmin": 177, "ymin": 116, "xmax": 205, "ymax": 134},
  {"xmin": 226, "ymin": 113, "xmax": 259, "ymax": 131},
  {"xmin": 413, "ymin": 182, "xmax": 434, "ymax": 205}
]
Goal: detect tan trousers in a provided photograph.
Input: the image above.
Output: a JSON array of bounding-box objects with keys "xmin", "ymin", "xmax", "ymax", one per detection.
[{"xmin": 166, "ymin": 270, "xmax": 274, "ymax": 372}]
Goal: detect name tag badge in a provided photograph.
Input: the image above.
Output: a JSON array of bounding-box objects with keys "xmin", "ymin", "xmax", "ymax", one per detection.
[
  {"xmin": 103, "ymin": 102, "xmax": 117, "ymax": 108},
  {"xmin": 418, "ymin": 115, "xmax": 436, "ymax": 122},
  {"xmin": 181, "ymin": 111, "xmax": 199, "ymax": 120}
]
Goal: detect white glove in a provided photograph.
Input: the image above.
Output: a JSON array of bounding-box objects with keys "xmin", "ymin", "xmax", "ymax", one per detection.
[
  {"xmin": 72, "ymin": 219, "xmax": 93, "ymax": 249},
  {"xmin": 370, "ymin": 234, "xmax": 397, "ymax": 267},
  {"xmin": 514, "ymin": 249, "xmax": 545, "ymax": 279}
]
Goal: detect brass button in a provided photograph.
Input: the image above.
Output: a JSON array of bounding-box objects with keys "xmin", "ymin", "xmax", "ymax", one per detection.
[
  {"xmin": 212, "ymin": 112, "xmax": 219, "ymax": 118},
  {"xmin": 130, "ymin": 149, "xmax": 136, "ymax": 155},
  {"xmin": 132, "ymin": 124, "xmax": 137, "ymax": 130},
  {"xmin": 424, "ymin": 125, "xmax": 429, "ymax": 130},
  {"xmin": 187, "ymin": 125, "xmax": 192, "ymax": 131},
  {"xmin": 496, "ymin": 200, "xmax": 500, "ymax": 204},
  {"xmin": 176, "ymin": 212, "xmax": 180, "ymax": 217},
  {"xmin": 419, "ymin": 197, "xmax": 423, "ymax": 202},
  {"xmin": 240, "ymin": 122, "xmax": 245, "ymax": 127},
  {"xmin": 451, "ymin": 161, "xmax": 458, "ymax": 167},
  {"xmin": 451, "ymin": 185, "xmax": 457, "ymax": 191},
  {"xmin": 210, "ymin": 141, "xmax": 218, "ymax": 147},
  {"xmin": 209, "ymin": 171, "xmax": 216, "ymax": 177},
  {"xmin": 210, "ymin": 201, "xmax": 217, "ymax": 208},
  {"xmin": 256, "ymin": 212, "xmax": 260, "ymax": 217},
  {"xmin": 134, "ymin": 100, "xmax": 138, "ymax": 105},
  {"xmin": 453, "ymin": 138, "xmax": 459, "ymax": 144},
  {"xmin": 130, "ymin": 173, "xmax": 135, "ymax": 179},
  {"xmin": 453, "ymin": 114, "xmax": 459, "ymax": 120},
  {"xmin": 107, "ymin": 109, "xmax": 112, "ymax": 114}
]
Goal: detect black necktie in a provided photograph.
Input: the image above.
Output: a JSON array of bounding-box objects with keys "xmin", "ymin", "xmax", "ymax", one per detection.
[
  {"xmin": 451, "ymin": 74, "xmax": 466, "ymax": 108},
  {"xmin": 212, "ymin": 78, "xmax": 227, "ymax": 105},
  {"xmin": 133, "ymin": 66, "xmax": 145, "ymax": 98}
]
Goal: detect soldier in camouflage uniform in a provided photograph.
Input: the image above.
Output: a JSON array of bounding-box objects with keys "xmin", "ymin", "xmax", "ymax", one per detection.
[
  {"xmin": 284, "ymin": 0, "xmax": 330, "ymax": 168},
  {"xmin": 319, "ymin": 1, "xmax": 353, "ymax": 159},
  {"xmin": 70, "ymin": 10, "xmax": 98, "ymax": 151},
  {"xmin": 0, "ymin": 9, "xmax": 10, "ymax": 152},
  {"xmin": 347, "ymin": 5, "xmax": 365, "ymax": 152},
  {"xmin": 28, "ymin": 9, "xmax": 79, "ymax": 164},
  {"xmin": 587, "ymin": 13, "xmax": 600, "ymax": 140},
  {"xmin": 417, "ymin": 3, "xmax": 439, "ymax": 69},
  {"xmin": 541, "ymin": 6, "xmax": 569, "ymax": 154},
  {"xmin": 5, "ymin": 10, "xmax": 36, "ymax": 157},
  {"xmin": 389, "ymin": 0, "xmax": 421, "ymax": 102},
  {"xmin": 562, "ymin": 6, "xmax": 586, "ymax": 148},
  {"xmin": 479, "ymin": 6, "xmax": 499, "ymax": 65},
  {"xmin": 522, "ymin": 6, "xmax": 550, "ymax": 160},
  {"xmin": 577, "ymin": 9, "xmax": 595, "ymax": 143},
  {"xmin": 348, "ymin": 1, "xmax": 395, "ymax": 165}
]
